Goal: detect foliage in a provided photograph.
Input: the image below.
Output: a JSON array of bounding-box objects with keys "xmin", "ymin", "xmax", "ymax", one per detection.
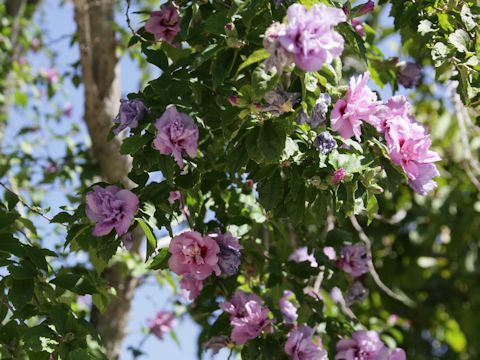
[{"xmin": 1, "ymin": 0, "xmax": 480, "ymax": 359}]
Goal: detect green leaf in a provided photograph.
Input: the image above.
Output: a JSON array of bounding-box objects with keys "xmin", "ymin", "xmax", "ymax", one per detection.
[
  {"xmin": 258, "ymin": 170, "xmax": 284, "ymax": 210},
  {"xmin": 431, "ymin": 42, "xmax": 449, "ymax": 67},
  {"xmin": 50, "ymin": 273, "xmax": 82, "ymax": 291},
  {"xmin": 136, "ymin": 218, "xmax": 157, "ymax": 260},
  {"xmin": 69, "ymin": 348, "xmax": 89, "ymax": 360},
  {"xmin": 437, "ymin": 13, "xmax": 454, "ymax": 32},
  {"xmin": 448, "ymin": 29, "xmax": 470, "ymax": 53},
  {"xmin": 366, "ymin": 194, "xmax": 378, "ymax": 225},
  {"xmin": 237, "ymin": 49, "xmax": 270, "ymax": 73},
  {"xmin": 204, "ymin": 10, "xmax": 229, "ymax": 35},
  {"xmin": 9, "ymin": 279, "xmax": 34, "ymax": 307},
  {"xmin": 460, "ymin": 5, "xmax": 476, "ymax": 31},
  {"xmin": 258, "ymin": 121, "xmax": 287, "ymax": 164},
  {"xmin": 120, "ymin": 133, "xmax": 154, "ymax": 155},
  {"xmin": 149, "ymin": 248, "xmax": 170, "ymax": 270},
  {"xmin": 252, "ymin": 64, "xmax": 279, "ymax": 99}
]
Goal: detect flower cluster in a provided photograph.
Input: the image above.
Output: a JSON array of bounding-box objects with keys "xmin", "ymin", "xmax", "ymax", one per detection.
[
  {"xmin": 285, "ymin": 325, "xmax": 328, "ymax": 360},
  {"xmin": 336, "ymin": 330, "xmax": 406, "ymax": 360},
  {"xmin": 113, "ymin": 99, "xmax": 147, "ymax": 134},
  {"xmin": 153, "ymin": 105, "xmax": 199, "ymax": 169},
  {"xmin": 85, "ymin": 185, "xmax": 139, "ymax": 237},
  {"xmin": 264, "ymin": 3, "xmax": 346, "ymax": 72},
  {"xmin": 221, "ymin": 290, "xmax": 272, "ymax": 344},
  {"xmin": 147, "ymin": 311, "xmax": 176, "ymax": 340},
  {"xmin": 330, "ymin": 73, "xmax": 440, "ymax": 194},
  {"xmin": 331, "ymin": 73, "xmax": 380, "ymax": 141},
  {"xmin": 169, "ymin": 230, "xmax": 241, "ymax": 300},
  {"xmin": 145, "ymin": 3, "xmax": 181, "ymax": 43}
]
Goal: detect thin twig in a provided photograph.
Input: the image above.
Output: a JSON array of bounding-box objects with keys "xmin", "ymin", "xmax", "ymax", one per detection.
[
  {"xmin": 0, "ymin": 181, "xmax": 54, "ymax": 223},
  {"xmin": 125, "ymin": 0, "xmax": 157, "ymax": 44},
  {"xmin": 350, "ymin": 215, "xmax": 416, "ymax": 307}
]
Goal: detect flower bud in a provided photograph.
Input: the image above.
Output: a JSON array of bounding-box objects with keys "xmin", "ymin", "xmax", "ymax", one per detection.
[{"xmin": 397, "ymin": 62, "xmax": 422, "ymax": 88}]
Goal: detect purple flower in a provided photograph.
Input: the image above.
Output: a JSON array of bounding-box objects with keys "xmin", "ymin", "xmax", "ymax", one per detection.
[
  {"xmin": 263, "ymin": 22, "xmax": 294, "ymax": 72},
  {"xmin": 63, "ymin": 102, "xmax": 73, "ymax": 118},
  {"xmin": 220, "ymin": 290, "xmax": 262, "ymax": 319},
  {"xmin": 397, "ymin": 62, "xmax": 422, "ymax": 88},
  {"xmin": 279, "ymin": 290, "xmax": 298, "ymax": 324},
  {"xmin": 378, "ymin": 96, "xmax": 441, "ymax": 195},
  {"xmin": 332, "ymin": 168, "xmax": 346, "ymax": 184},
  {"xmin": 310, "ymin": 93, "xmax": 331, "ymax": 128},
  {"xmin": 323, "ymin": 246, "xmax": 337, "ymax": 260},
  {"xmin": 331, "ymin": 73, "xmax": 380, "ymax": 140},
  {"xmin": 210, "ymin": 231, "xmax": 242, "ymax": 276},
  {"xmin": 336, "ymin": 244, "xmax": 370, "ymax": 278},
  {"xmin": 147, "ymin": 311, "xmax": 176, "ymax": 340},
  {"xmin": 179, "ymin": 274, "xmax": 204, "ymax": 300},
  {"xmin": 297, "ymin": 110, "xmax": 309, "ymax": 125},
  {"xmin": 230, "ymin": 302, "xmax": 271, "ymax": 344},
  {"xmin": 314, "ymin": 131, "xmax": 337, "ymax": 155},
  {"xmin": 336, "ymin": 331, "xmax": 389, "ymax": 360},
  {"xmin": 145, "ymin": 3, "xmax": 181, "ymax": 43},
  {"xmin": 85, "ymin": 185, "xmax": 139, "ymax": 236},
  {"xmin": 41, "ymin": 67, "xmax": 59, "ymax": 84},
  {"xmin": 153, "ymin": 105, "xmax": 199, "ymax": 169},
  {"xmin": 121, "ymin": 232, "xmax": 135, "ymax": 251},
  {"xmin": 289, "ymin": 247, "xmax": 318, "ymax": 267},
  {"xmin": 168, "ymin": 191, "xmax": 181, "ymax": 204},
  {"xmin": 351, "ymin": 18, "xmax": 366, "ymax": 37},
  {"xmin": 285, "ymin": 325, "xmax": 328, "ymax": 360},
  {"xmin": 113, "ymin": 99, "xmax": 146, "ymax": 134},
  {"xmin": 389, "ymin": 349, "xmax": 406, "ymax": 360},
  {"xmin": 358, "ymin": 0, "xmax": 375, "ymax": 15},
  {"xmin": 278, "ymin": 4, "xmax": 346, "ymax": 72},
  {"xmin": 168, "ymin": 231, "xmax": 220, "ymax": 280}
]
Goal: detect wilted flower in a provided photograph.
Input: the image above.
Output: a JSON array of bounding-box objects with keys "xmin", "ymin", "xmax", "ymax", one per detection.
[
  {"xmin": 310, "ymin": 93, "xmax": 331, "ymax": 128},
  {"xmin": 179, "ymin": 274, "xmax": 204, "ymax": 300},
  {"xmin": 336, "ymin": 243, "xmax": 370, "ymax": 278},
  {"xmin": 314, "ymin": 132, "xmax": 337, "ymax": 155},
  {"xmin": 153, "ymin": 105, "xmax": 199, "ymax": 169},
  {"xmin": 204, "ymin": 336, "xmax": 230, "ymax": 355},
  {"xmin": 345, "ymin": 281, "xmax": 369, "ymax": 306},
  {"xmin": 331, "ymin": 73, "xmax": 380, "ymax": 140},
  {"xmin": 296, "ymin": 110, "xmax": 309, "ymax": 125},
  {"xmin": 263, "ymin": 22, "xmax": 294, "ymax": 72},
  {"xmin": 85, "ymin": 185, "xmax": 139, "ymax": 236},
  {"xmin": 168, "ymin": 231, "xmax": 220, "ymax": 280},
  {"xmin": 285, "ymin": 325, "xmax": 328, "ymax": 360},
  {"xmin": 210, "ymin": 231, "xmax": 242, "ymax": 276},
  {"xmin": 147, "ymin": 311, "xmax": 176, "ymax": 340},
  {"xmin": 289, "ymin": 247, "xmax": 318, "ymax": 267},
  {"xmin": 397, "ymin": 62, "xmax": 422, "ymax": 88},
  {"xmin": 113, "ymin": 99, "xmax": 146, "ymax": 134},
  {"xmin": 331, "ymin": 168, "xmax": 346, "ymax": 184},
  {"xmin": 279, "ymin": 290, "xmax": 298, "ymax": 324},
  {"xmin": 263, "ymin": 88, "xmax": 299, "ymax": 116},
  {"xmin": 278, "ymin": 4, "xmax": 346, "ymax": 72},
  {"xmin": 145, "ymin": 3, "xmax": 181, "ymax": 43},
  {"xmin": 335, "ymin": 330, "xmax": 405, "ymax": 360}
]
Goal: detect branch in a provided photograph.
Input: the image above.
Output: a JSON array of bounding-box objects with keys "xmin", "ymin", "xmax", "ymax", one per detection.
[
  {"xmin": 350, "ymin": 215, "xmax": 416, "ymax": 307},
  {"xmin": 0, "ymin": 181, "xmax": 55, "ymax": 223},
  {"xmin": 125, "ymin": 0, "xmax": 157, "ymax": 44}
]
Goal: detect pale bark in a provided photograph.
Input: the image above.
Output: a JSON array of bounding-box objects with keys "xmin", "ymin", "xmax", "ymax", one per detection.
[{"xmin": 73, "ymin": 0, "xmax": 141, "ymax": 358}]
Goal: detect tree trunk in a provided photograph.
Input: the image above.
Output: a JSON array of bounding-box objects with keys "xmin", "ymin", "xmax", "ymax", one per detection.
[{"xmin": 73, "ymin": 0, "xmax": 141, "ymax": 358}]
